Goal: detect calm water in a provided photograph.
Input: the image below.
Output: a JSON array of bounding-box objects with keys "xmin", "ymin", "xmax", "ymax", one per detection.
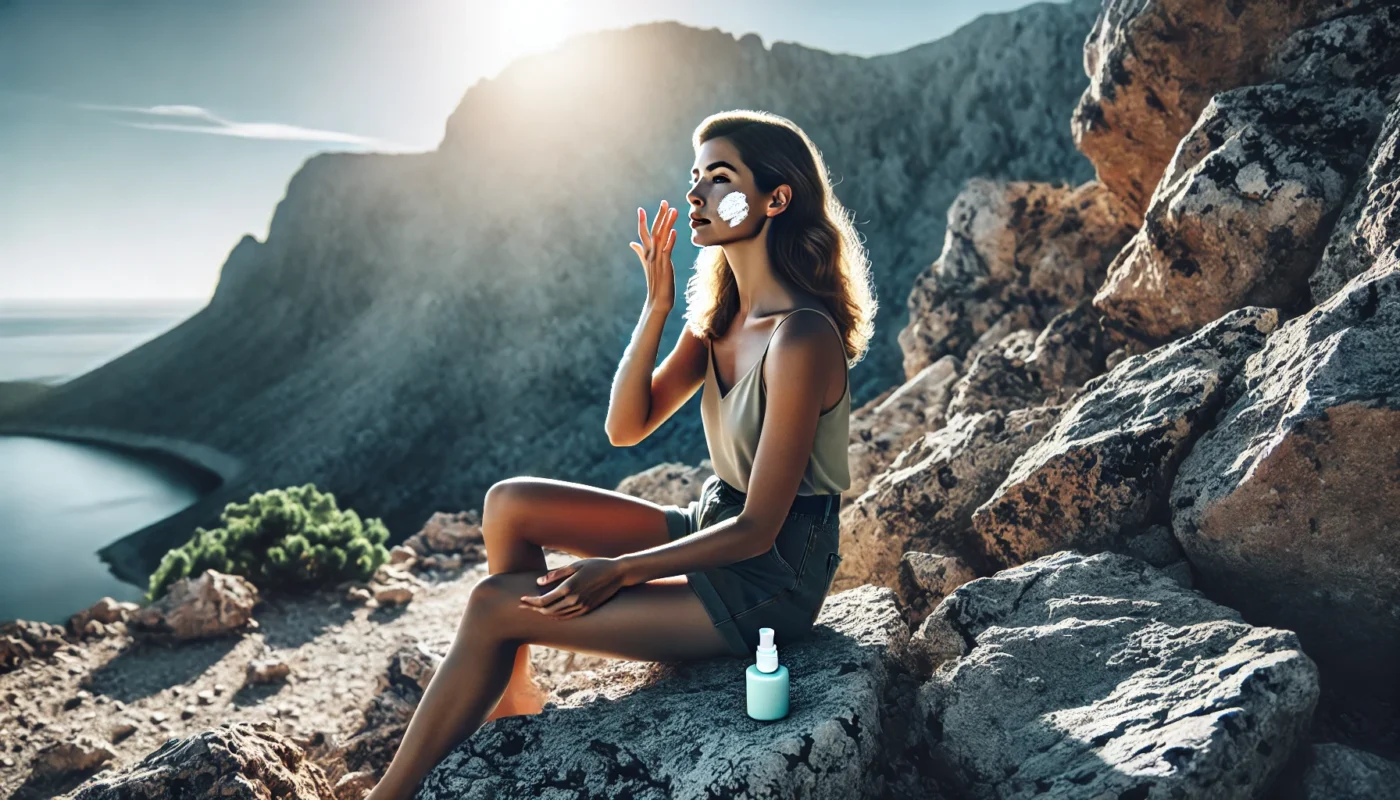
[
  {"xmin": 0, "ymin": 299, "xmax": 211, "ymax": 623},
  {"xmin": 0, "ymin": 298, "xmax": 204, "ymax": 383}
]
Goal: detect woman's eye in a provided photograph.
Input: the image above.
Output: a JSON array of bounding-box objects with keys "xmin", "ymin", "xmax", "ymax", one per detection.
[{"xmin": 713, "ymin": 175, "xmax": 729, "ymax": 183}]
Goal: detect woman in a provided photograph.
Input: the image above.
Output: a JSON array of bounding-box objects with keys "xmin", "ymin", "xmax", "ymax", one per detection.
[{"xmin": 366, "ymin": 109, "xmax": 877, "ymax": 800}]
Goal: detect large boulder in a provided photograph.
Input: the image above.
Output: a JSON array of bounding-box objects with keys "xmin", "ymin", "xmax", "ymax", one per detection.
[
  {"xmin": 898, "ymin": 178, "xmax": 1137, "ymax": 379},
  {"xmin": 838, "ymin": 406, "xmax": 1060, "ymax": 591},
  {"xmin": 1093, "ymin": 83, "xmax": 1388, "ymax": 343},
  {"xmin": 1071, "ymin": 0, "xmax": 1337, "ymax": 219},
  {"xmin": 69, "ymin": 722, "xmax": 335, "ymax": 800},
  {"xmin": 915, "ymin": 551, "xmax": 1319, "ymax": 799},
  {"xmin": 1171, "ymin": 259, "xmax": 1400, "ymax": 698},
  {"xmin": 972, "ymin": 307, "xmax": 1277, "ymax": 569},
  {"xmin": 130, "ymin": 570, "xmax": 260, "ymax": 640},
  {"xmin": 414, "ymin": 586, "xmax": 923, "ymax": 799}
]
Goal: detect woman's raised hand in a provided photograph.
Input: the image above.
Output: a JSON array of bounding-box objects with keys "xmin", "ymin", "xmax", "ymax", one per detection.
[{"xmin": 630, "ymin": 200, "xmax": 679, "ymax": 312}]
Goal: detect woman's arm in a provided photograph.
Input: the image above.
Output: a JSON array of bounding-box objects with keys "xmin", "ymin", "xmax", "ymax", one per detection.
[{"xmin": 615, "ymin": 311, "xmax": 838, "ymax": 584}]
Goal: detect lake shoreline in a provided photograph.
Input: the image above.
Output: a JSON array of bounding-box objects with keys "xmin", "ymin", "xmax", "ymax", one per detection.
[{"xmin": 0, "ymin": 427, "xmax": 235, "ymax": 616}]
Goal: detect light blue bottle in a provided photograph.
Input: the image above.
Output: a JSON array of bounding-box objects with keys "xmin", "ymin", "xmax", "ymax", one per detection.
[{"xmin": 745, "ymin": 626, "xmax": 789, "ymax": 720}]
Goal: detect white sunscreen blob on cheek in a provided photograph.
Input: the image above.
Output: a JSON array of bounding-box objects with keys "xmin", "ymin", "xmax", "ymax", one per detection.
[{"xmin": 717, "ymin": 191, "xmax": 749, "ymax": 227}]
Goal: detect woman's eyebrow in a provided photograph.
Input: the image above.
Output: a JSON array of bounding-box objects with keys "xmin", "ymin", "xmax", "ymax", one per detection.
[{"xmin": 691, "ymin": 160, "xmax": 738, "ymax": 176}]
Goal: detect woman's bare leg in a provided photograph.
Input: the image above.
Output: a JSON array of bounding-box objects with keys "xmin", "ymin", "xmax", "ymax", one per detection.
[
  {"xmin": 477, "ymin": 477, "xmax": 688, "ymax": 719},
  {"xmin": 365, "ymin": 571, "xmax": 732, "ymax": 800}
]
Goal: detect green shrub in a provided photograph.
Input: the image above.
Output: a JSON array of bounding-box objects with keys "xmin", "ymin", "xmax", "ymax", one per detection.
[{"xmin": 147, "ymin": 483, "xmax": 390, "ymax": 600}]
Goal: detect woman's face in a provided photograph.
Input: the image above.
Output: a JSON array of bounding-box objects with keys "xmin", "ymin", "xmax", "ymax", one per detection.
[{"xmin": 686, "ymin": 137, "xmax": 778, "ymax": 246}]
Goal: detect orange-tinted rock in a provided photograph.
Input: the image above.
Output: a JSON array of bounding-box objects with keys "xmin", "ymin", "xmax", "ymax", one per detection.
[
  {"xmin": 130, "ymin": 570, "xmax": 259, "ymax": 640},
  {"xmin": 1072, "ymin": 0, "xmax": 1328, "ymax": 219}
]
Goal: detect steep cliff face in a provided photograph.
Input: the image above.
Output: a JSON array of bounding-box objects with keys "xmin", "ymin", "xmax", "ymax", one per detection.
[{"xmin": 0, "ymin": 2, "xmax": 1098, "ymax": 578}]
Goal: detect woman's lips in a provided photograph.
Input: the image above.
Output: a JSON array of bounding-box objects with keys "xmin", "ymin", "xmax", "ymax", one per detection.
[{"xmin": 689, "ymin": 218, "xmax": 710, "ymax": 228}]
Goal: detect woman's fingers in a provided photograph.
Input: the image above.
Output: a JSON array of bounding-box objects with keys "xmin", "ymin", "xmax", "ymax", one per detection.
[
  {"xmin": 652, "ymin": 200, "xmax": 668, "ymax": 242},
  {"xmin": 636, "ymin": 207, "xmax": 651, "ymax": 250}
]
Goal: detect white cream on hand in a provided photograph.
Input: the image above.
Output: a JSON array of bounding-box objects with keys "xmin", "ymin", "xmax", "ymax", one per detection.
[{"xmin": 718, "ymin": 191, "xmax": 749, "ymax": 227}]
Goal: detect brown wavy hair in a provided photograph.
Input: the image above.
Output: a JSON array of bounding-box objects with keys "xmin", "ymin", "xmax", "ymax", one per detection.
[{"xmin": 682, "ymin": 109, "xmax": 877, "ymax": 367}]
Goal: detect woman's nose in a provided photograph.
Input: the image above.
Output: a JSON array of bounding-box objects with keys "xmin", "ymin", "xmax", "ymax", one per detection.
[{"xmin": 686, "ymin": 186, "xmax": 704, "ymax": 208}]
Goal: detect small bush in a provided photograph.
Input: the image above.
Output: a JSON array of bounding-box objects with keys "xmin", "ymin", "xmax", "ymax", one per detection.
[{"xmin": 147, "ymin": 483, "xmax": 390, "ymax": 600}]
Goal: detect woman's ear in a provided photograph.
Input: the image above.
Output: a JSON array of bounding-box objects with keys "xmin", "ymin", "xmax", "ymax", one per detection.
[{"xmin": 766, "ymin": 185, "xmax": 793, "ymax": 218}]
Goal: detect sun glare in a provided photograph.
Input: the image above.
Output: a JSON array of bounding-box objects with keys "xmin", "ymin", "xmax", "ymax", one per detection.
[{"xmin": 480, "ymin": 0, "xmax": 584, "ymax": 71}]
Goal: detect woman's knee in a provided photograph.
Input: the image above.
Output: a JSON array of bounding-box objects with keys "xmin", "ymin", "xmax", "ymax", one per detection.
[{"xmin": 464, "ymin": 572, "xmax": 535, "ymax": 637}]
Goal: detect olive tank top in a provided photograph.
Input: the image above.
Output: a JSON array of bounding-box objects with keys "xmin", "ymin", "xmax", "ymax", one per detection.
[{"xmin": 701, "ymin": 306, "xmax": 851, "ymax": 496}]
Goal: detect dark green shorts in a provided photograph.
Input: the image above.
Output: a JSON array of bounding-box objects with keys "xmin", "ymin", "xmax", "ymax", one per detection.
[{"xmin": 660, "ymin": 473, "xmax": 844, "ymax": 657}]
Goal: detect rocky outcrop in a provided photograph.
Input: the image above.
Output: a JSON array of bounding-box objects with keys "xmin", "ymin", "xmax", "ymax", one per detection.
[
  {"xmin": 1090, "ymin": 3, "xmax": 1400, "ymax": 342},
  {"xmin": 945, "ymin": 300, "xmax": 1112, "ymax": 417},
  {"xmin": 972, "ymin": 307, "xmax": 1277, "ymax": 568},
  {"xmin": 130, "ymin": 570, "xmax": 260, "ymax": 640},
  {"xmin": 1171, "ymin": 259, "xmax": 1400, "ymax": 699},
  {"xmin": 1071, "ymin": 0, "xmax": 1339, "ymax": 219},
  {"xmin": 847, "ymin": 356, "xmax": 960, "ymax": 497},
  {"xmin": 1313, "ymin": 96, "xmax": 1400, "ymax": 304},
  {"xmin": 415, "ymin": 586, "xmax": 922, "ymax": 800},
  {"xmin": 899, "ymin": 178, "xmax": 1137, "ymax": 378},
  {"xmin": 838, "ymin": 407, "xmax": 1060, "ymax": 590},
  {"xmin": 1094, "ymin": 84, "xmax": 1388, "ymax": 342},
  {"xmin": 914, "ymin": 551, "xmax": 1319, "ymax": 799},
  {"xmin": 0, "ymin": 3, "xmax": 1100, "ymax": 588},
  {"xmin": 69, "ymin": 722, "xmax": 335, "ymax": 800}
]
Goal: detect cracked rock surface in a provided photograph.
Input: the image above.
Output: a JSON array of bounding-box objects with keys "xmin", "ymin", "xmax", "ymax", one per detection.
[
  {"xmin": 916, "ymin": 551, "xmax": 1319, "ymax": 799},
  {"xmin": 415, "ymin": 586, "xmax": 916, "ymax": 800},
  {"xmin": 971, "ymin": 306, "xmax": 1277, "ymax": 568},
  {"xmin": 1172, "ymin": 258, "xmax": 1400, "ymax": 701}
]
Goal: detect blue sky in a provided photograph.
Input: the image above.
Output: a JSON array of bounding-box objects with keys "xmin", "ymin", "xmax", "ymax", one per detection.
[{"xmin": 0, "ymin": 0, "xmax": 1061, "ymax": 301}]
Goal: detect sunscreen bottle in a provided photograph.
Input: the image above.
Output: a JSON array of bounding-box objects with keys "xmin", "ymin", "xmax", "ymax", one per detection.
[{"xmin": 745, "ymin": 627, "xmax": 789, "ymax": 720}]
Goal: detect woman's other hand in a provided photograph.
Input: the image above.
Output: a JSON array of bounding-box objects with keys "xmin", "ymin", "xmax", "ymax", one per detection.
[
  {"xmin": 630, "ymin": 200, "xmax": 679, "ymax": 312},
  {"xmin": 518, "ymin": 558, "xmax": 628, "ymax": 619}
]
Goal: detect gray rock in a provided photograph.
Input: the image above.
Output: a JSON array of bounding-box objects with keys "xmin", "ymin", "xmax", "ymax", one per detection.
[
  {"xmin": 1289, "ymin": 743, "xmax": 1400, "ymax": 800},
  {"xmin": 839, "ymin": 406, "xmax": 1060, "ymax": 590},
  {"xmin": 946, "ymin": 300, "xmax": 1113, "ymax": 418},
  {"xmin": 614, "ymin": 460, "xmax": 715, "ymax": 508},
  {"xmin": 415, "ymin": 586, "xmax": 920, "ymax": 799},
  {"xmin": 847, "ymin": 355, "xmax": 961, "ymax": 499},
  {"xmin": 972, "ymin": 307, "xmax": 1277, "ymax": 569},
  {"xmin": 1172, "ymin": 258, "xmax": 1400, "ymax": 697},
  {"xmin": 1313, "ymin": 95, "xmax": 1400, "ymax": 304},
  {"xmin": 916, "ymin": 551, "xmax": 1319, "ymax": 799}
]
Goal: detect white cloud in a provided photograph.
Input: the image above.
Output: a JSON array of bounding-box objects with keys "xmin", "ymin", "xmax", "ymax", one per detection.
[{"xmin": 73, "ymin": 101, "xmax": 418, "ymax": 151}]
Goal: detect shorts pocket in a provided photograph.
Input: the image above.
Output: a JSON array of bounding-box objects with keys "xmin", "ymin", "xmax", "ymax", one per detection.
[{"xmin": 808, "ymin": 550, "xmax": 843, "ymax": 626}]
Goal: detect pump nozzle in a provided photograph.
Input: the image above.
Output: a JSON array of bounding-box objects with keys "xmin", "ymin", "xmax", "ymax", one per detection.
[{"xmin": 755, "ymin": 626, "xmax": 779, "ymax": 673}]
